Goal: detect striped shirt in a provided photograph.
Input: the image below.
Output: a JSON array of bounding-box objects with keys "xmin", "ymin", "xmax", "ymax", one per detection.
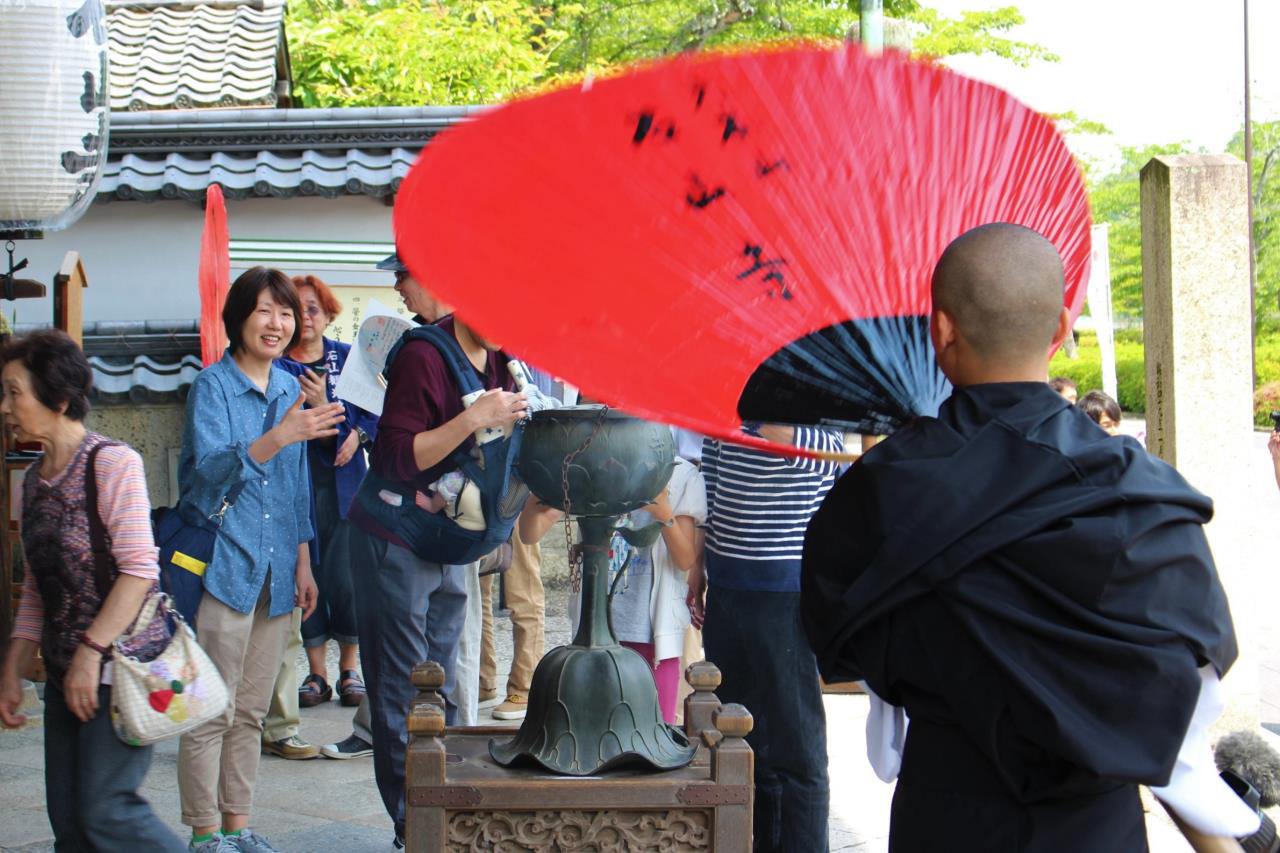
[
  {"xmin": 12, "ymin": 442, "xmax": 160, "ymax": 645},
  {"xmin": 702, "ymin": 427, "xmax": 844, "ymax": 592}
]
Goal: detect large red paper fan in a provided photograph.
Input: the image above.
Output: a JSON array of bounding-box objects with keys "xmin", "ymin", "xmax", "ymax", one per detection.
[{"xmin": 395, "ymin": 44, "xmax": 1091, "ymax": 452}]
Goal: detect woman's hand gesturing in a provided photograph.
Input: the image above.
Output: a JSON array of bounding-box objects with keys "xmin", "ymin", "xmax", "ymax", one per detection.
[{"xmin": 276, "ymin": 394, "xmax": 345, "ymax": 446}]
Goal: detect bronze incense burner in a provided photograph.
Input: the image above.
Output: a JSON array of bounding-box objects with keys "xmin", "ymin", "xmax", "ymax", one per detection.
[{"xmin": 488, "ymin": 406, "xmax": 697, "ymax": 775}]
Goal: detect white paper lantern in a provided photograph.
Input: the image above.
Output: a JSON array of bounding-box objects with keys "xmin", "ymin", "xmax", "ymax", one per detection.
[{"xmin": 0, "ymin": 0, "xmax": 110, "ymax": 237}]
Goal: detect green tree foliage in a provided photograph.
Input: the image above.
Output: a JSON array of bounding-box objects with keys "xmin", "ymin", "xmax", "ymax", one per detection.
[
  {"xmin": 541, "ymin": 0, "xmax": 1051, "ymax": 75},
  {"xmin": 907, "ymin": 5, "xmax": 1056, "ymax": 66},
  {"xmin": 1048, "ymin": 110, "xmax": 1110, "ymax": 139},
  {"xmin": 1228, "ymin": 121, "xmax": 1280, "ymax": 330},
  {"xmin": 287, "ymin": 0, "xmax": 558, "ymax": 107},
  {"xmin": 289, "ymin": 0, "xmax": 1053, "ymax": 108},
  {"xmin": 1086, "ymin": 127, "xmax": 1280, "ymax": 328},
  {"xmin": 1086, "ymin": 143, "xmax": 1193, "ymax": 317}
]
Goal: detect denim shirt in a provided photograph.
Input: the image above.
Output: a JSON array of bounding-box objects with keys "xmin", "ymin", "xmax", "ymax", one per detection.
[{"xmin": 178, "ymin": 351, "xmax": 313, "ymax": 618}]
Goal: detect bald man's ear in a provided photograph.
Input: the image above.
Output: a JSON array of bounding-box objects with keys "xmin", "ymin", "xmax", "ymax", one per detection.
[
  {"xmin": 931, "ymin": 308, "xmax": 960, "ymax": 378},
  {"xmin": 930, "ymin": 309, "xmax": 957, "ymax": 356},
  {"xmin": 1050, "ymin": 307, "xmax": 1072, "ymax": 352}
]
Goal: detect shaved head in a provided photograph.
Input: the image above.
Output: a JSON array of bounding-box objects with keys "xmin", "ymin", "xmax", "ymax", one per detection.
[{"xmin": 931, "ymin": 223, "xmax": 1066, "ymax": 363}]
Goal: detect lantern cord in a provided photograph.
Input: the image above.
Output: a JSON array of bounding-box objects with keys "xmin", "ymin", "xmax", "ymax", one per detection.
[{"xmin": 2, "ymin": 242, "xmax": 30, "ymax": 302}]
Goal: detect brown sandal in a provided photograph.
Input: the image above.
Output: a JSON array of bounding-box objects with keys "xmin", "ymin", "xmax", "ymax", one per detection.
[
  {"xmin": 298, "ymin": 673, "xmax": 332, "ymax": 707},
  {"xmin": 338, "ymin": 670, "xmax": 366, "ymax": 707}
]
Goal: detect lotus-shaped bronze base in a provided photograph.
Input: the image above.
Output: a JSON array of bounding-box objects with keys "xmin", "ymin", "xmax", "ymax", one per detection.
[
  {"xmin": 490, "ymin": 411, "xmax": 696, "ymax": 775},
  {"xmin": 487, "ymin": 638, "xmax": 695, "ymax": 775}
]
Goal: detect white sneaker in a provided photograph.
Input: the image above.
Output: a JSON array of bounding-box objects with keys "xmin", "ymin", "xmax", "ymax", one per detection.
[{"xmin": 321, "ymin": 733, "xmax": 374, "ymax": 759}]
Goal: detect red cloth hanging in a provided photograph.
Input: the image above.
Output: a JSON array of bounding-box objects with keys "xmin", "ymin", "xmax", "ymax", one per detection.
[{"xmin": 198, "ymin": 183, "xmax": 230, "ymax": 366}]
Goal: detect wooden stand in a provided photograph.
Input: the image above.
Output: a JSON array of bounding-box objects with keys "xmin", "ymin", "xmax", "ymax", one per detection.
[
  {"xmin": 53, "ymin": 252, "xmax": 88, "ymax": 347},
  {"xmin": 405, "ymin": 660, "xmax": 754, "ymax": 851}
]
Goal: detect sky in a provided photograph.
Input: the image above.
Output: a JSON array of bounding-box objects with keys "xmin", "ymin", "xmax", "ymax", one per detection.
[{"xmin": 928, "ymin": 0, "xmax": 1279, "ymax": 170}]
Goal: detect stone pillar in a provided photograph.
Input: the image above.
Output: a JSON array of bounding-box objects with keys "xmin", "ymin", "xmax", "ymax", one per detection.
[{"xmin": 1141, "ymin": 154, "xmax": 1258, "ymax": 730}]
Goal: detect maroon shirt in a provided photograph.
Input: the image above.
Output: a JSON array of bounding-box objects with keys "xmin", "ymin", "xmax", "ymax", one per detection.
[{"xmin": 352, "ymin": 316, "xmax": 514, "ymax": 546}]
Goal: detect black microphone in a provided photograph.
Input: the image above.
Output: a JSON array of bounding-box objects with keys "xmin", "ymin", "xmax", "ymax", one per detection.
[{"xmin": 1214, "ymin": 730, "xmax": 1280, "ymax": 853}]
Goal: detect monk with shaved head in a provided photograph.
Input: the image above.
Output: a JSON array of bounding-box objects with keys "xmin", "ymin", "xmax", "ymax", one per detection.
[
  {"xmin": 931, "ymin": 222, "xmax": 1070, "ymax": 379},
  {"xmin": 802, "ymin": 223, "xmax": 1253, "ymax": 851}
]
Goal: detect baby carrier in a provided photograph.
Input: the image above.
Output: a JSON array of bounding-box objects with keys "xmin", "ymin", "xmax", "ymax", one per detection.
[{"xmin": 354, "ymin": 323, "xmax": 529, "ymax": 565}]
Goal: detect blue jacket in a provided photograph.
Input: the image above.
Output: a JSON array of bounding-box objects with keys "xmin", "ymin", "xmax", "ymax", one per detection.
[{"xmin": 278, "ymin": 337, "xmax": 380, "ymax": 517}]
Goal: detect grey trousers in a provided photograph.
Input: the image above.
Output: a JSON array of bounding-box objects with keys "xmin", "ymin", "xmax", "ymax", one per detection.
[
  {"xmin": 350, "ymin": 527, "xmax": 467, "ymax": 836},
  {"xmin": 44, "ymin": 682, "xmax": 186, "ymax": 852},
  {"xmin": 352, "ymin": 690, "xmax": 373, "ymax": 742}
]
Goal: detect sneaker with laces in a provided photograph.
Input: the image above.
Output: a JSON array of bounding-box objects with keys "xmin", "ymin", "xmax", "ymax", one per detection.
[
  {"xmin": 262, "ymin": 734, "xmax": 319, "ymax": 759},
  {"xmin": 321, "ymin": 732, "xmax": 374, "ymax": 759},
  {"xmin": 478, "ymin": 686, "xmax": 500, "ymax": 704},
  {"xmin": 492, "ymin": 694, "xmax": 528, "ymax": 720},
  {"xmin": 228, "ymin": 828, "xmax": 280, "ymax": 853},
  {"xmin": 189, "ymin": 835, "xmax": 237, "ymax": 853}
]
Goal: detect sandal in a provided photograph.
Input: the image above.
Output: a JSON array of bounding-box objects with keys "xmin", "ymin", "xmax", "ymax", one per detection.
[
  {"xmin": 338, "ymin": 669, "xmax": 366, "ymax": 707},
  {"xmin": 298, "ymin": 673, "xmax": 332, "ymax": 708}
]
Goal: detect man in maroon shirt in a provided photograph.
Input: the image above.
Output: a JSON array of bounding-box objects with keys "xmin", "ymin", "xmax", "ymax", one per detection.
[
  {"xmin": 324, "ymin": 250, "xmax": 452, "ymax": 764},
  {"xmin": 348, "ymin": 292, "xmax": 527, "ymax": 848}
]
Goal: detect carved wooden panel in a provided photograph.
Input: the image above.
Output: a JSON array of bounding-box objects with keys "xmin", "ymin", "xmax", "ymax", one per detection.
[{"xmin": 447, "ymin": 808, "xmax": 711, "ymax": 852}]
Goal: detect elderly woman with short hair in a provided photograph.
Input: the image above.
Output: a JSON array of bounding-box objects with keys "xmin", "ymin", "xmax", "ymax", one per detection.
[{"xmin": 0, "ymin": 329, "xmax": 185, "ymax": 851}]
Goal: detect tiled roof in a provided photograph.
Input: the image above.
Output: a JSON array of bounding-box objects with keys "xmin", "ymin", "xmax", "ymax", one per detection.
[
  {"xmin": 16, "ymin": 320, "xmax": 201, "ymax": 403},
  {"xmin": 103, "ymin": 148, "xmax": 419, "ymax": 201},
  {"xmin": 106, "ymin": 0, "xmax": 289, "ymax": 111},
  {"xmin": 90, "ymin": 353, "xmax": 203, "ymax": 403},
  {"xmin": 99, "ymin": 106, "xmax": 475, "ymax": 202}
]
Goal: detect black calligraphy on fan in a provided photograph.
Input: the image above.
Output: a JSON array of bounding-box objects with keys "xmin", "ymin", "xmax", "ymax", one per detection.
[
  {"xmin": 686, "ymin": 175, "xmax": 726, "ymax": 209},
  {"xmin": 739, "ymin": 244, "xmax": 793, "ymax": 301},
  {"xmin": 629, "ymin": 91, "xmax": 796, "ymax": 302},
  {"xmin": 632, "ymin": 112, "xmax": 677, "ymax": 144}
]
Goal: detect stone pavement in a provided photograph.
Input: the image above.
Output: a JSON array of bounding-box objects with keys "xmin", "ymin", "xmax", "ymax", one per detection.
[
  {"xmin": 2, "ymin": 425, "xmax": 1279, "ymax": 851},
  {"xmin": 0, "ymin": 604, "xmax": 1198, "ymax": 853},
  {"xmin": 0, "ymin": 684, "xmax": 1195, "ymax": 853}
]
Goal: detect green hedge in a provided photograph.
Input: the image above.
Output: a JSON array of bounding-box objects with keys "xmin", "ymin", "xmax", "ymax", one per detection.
[
  {"xmin": 1050, "ymin": 332, "xmax": 1280, "ymax": 426},
  {"xmin": 1048, "ymin": 340, "xmax": 1147, "ymax": 412}
]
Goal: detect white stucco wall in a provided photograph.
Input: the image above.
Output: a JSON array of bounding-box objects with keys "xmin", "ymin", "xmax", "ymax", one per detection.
[{"xmin": 8, "ymin": 194, "xmax": 396, "ymax": 326}]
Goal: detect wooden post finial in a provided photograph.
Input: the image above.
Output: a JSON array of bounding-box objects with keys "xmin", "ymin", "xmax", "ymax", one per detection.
[
  {"xmin": 411, "ymin": 660, "xmax": 446, "ymax": 690},
  {"xmin": 685, "ymin": 660, "xmax": 725, "ymax": 746},
  {"xmin": 713, "ymin": 703, "xmax": 753, "ymax": 739},
  {"xmin": 686, "ymin": 660, "xmax": 722, "ymax": 691},
  {"xmin": 407, "ymin": 702, "xmax": 446, "ymax": 737}
]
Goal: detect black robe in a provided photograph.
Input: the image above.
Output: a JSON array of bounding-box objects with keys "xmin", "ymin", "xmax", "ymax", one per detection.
[{"xmin": 801, "ymin": 383, "xmax": 1238, "ymax": 852}]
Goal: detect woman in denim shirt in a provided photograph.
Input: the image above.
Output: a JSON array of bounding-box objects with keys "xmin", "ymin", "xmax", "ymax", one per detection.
[{"xmin": 176, "ymin": 267, "xmax": 345, "ymax": 853}]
